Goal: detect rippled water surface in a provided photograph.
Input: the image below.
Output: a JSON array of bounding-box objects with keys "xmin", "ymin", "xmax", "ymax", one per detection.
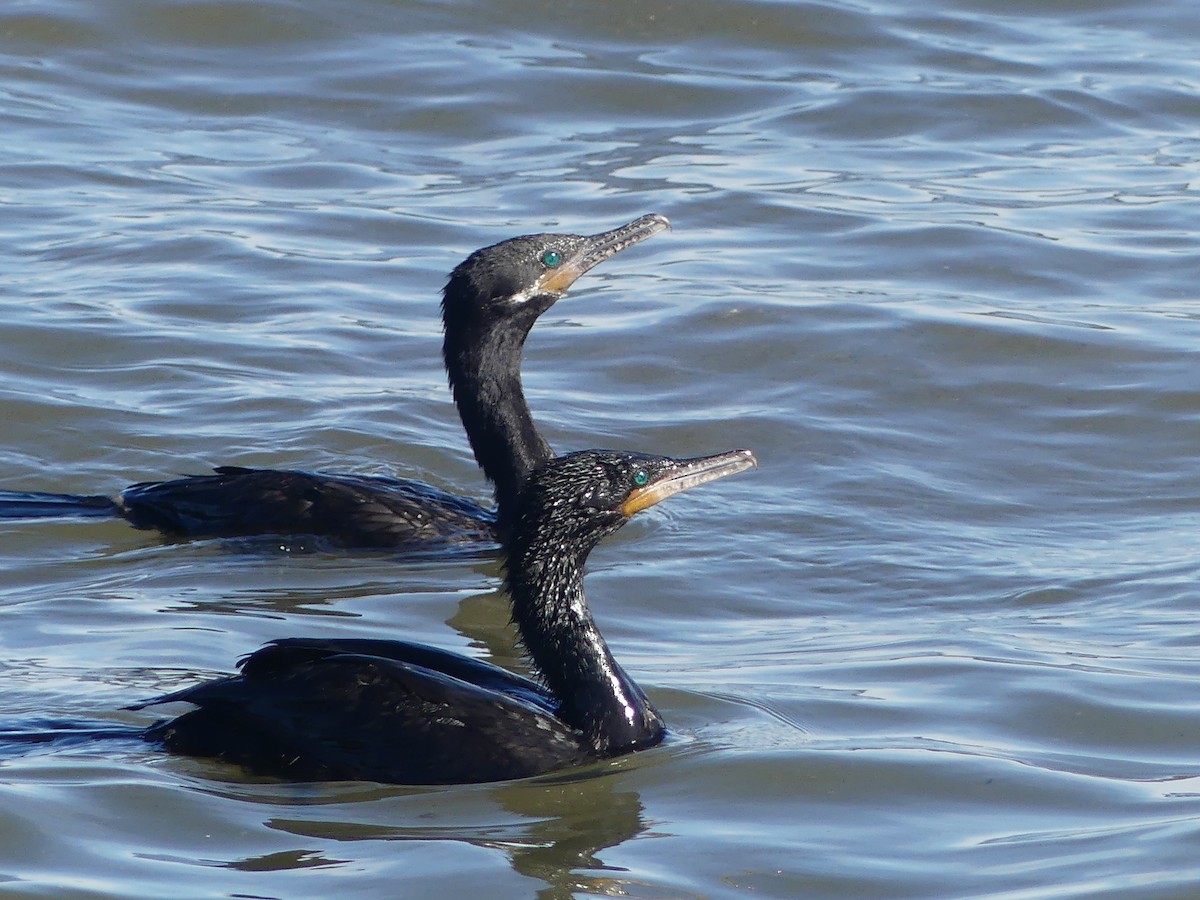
[{"xmin": 3, "ymin": 0, "xmax": 1200, "ymax": 896}]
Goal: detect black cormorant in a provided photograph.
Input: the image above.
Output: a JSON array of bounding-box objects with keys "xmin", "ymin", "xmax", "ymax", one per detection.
[
  {"xmin": 135, "ymin": 446, "xmax": 756, "ymax": 784},
  {"xmin": 0, "ymin": 215, "xmax": 669, "ymax": 550}
]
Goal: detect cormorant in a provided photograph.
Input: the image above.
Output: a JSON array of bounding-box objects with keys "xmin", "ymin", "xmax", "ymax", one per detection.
[
  {"xmin": 135, "ymin": 446, "xmax": 756, "ymax": 784},
  {"xmin": 0, "ymin": 215, "xmax": 670, "ymax": 550}
]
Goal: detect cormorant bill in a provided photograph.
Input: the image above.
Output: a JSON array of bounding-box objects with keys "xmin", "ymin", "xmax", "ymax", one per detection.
[
  {"xmin": 0, "ymin": 215, "xmax": 670, "ymax": 551},
  {"xmin": 135, "ymin": 447, "xmax": 757, "ymax": 784}
]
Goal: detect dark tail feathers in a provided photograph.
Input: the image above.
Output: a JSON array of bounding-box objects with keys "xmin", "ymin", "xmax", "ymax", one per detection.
[{"xmin": 0, "ymin": 490, "xmax": 119, "ymax": 520}]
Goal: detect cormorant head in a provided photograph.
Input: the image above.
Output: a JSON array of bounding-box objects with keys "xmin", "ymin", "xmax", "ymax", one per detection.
[
  {"xmin": 510, "ymin": 448, "xmax": 757, "ymax": 563},
  {"xmin": 441, "ymin": 214, "xmax": 670, "ymax": 345}
]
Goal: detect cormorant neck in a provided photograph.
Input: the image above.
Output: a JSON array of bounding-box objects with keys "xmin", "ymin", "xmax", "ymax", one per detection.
[
  {"xmin": 507, "ymin": 545, "xmax": 665, "ymax": 756},
  {"xmin": 444, "ymin": 314, "xmax": 552, "ymax": 531}
]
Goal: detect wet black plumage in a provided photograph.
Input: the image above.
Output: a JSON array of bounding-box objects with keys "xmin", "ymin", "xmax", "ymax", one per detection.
[
  {"xmin": 0, "ymin": 215, "xmax": 670, "ymax": 550},
  {"xmin": 138, "ymin": 447, "xmax": 756, "ymax": 784}
]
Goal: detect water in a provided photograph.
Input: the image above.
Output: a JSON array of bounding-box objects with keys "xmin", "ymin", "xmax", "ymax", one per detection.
[{"xmin": 2, "ymin": 0, "xmax": 1200, "ymax": 896}]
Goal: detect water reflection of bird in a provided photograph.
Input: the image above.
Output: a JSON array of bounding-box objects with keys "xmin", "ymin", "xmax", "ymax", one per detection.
[
  {"xmin": 0, "ymin": 215, "xmax": 670, "ymax": 551},
  {"xmin": 137, "ymin": 447, "xmax": 756, "ymax": 784}
]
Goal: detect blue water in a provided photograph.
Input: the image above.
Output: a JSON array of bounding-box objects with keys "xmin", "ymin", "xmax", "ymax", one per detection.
[{"xmin": 2, "ymin": 0, "xmax": 1200, "ymax": 896}]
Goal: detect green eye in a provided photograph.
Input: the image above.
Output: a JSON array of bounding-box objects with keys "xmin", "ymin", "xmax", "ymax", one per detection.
[
  {"xmin": 633, "ymin": 471, "xmax": 649, "ymax": 486},
  {"xmin": 542, "ymin": 250, "xmax": 562, "ymax": 268}
]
